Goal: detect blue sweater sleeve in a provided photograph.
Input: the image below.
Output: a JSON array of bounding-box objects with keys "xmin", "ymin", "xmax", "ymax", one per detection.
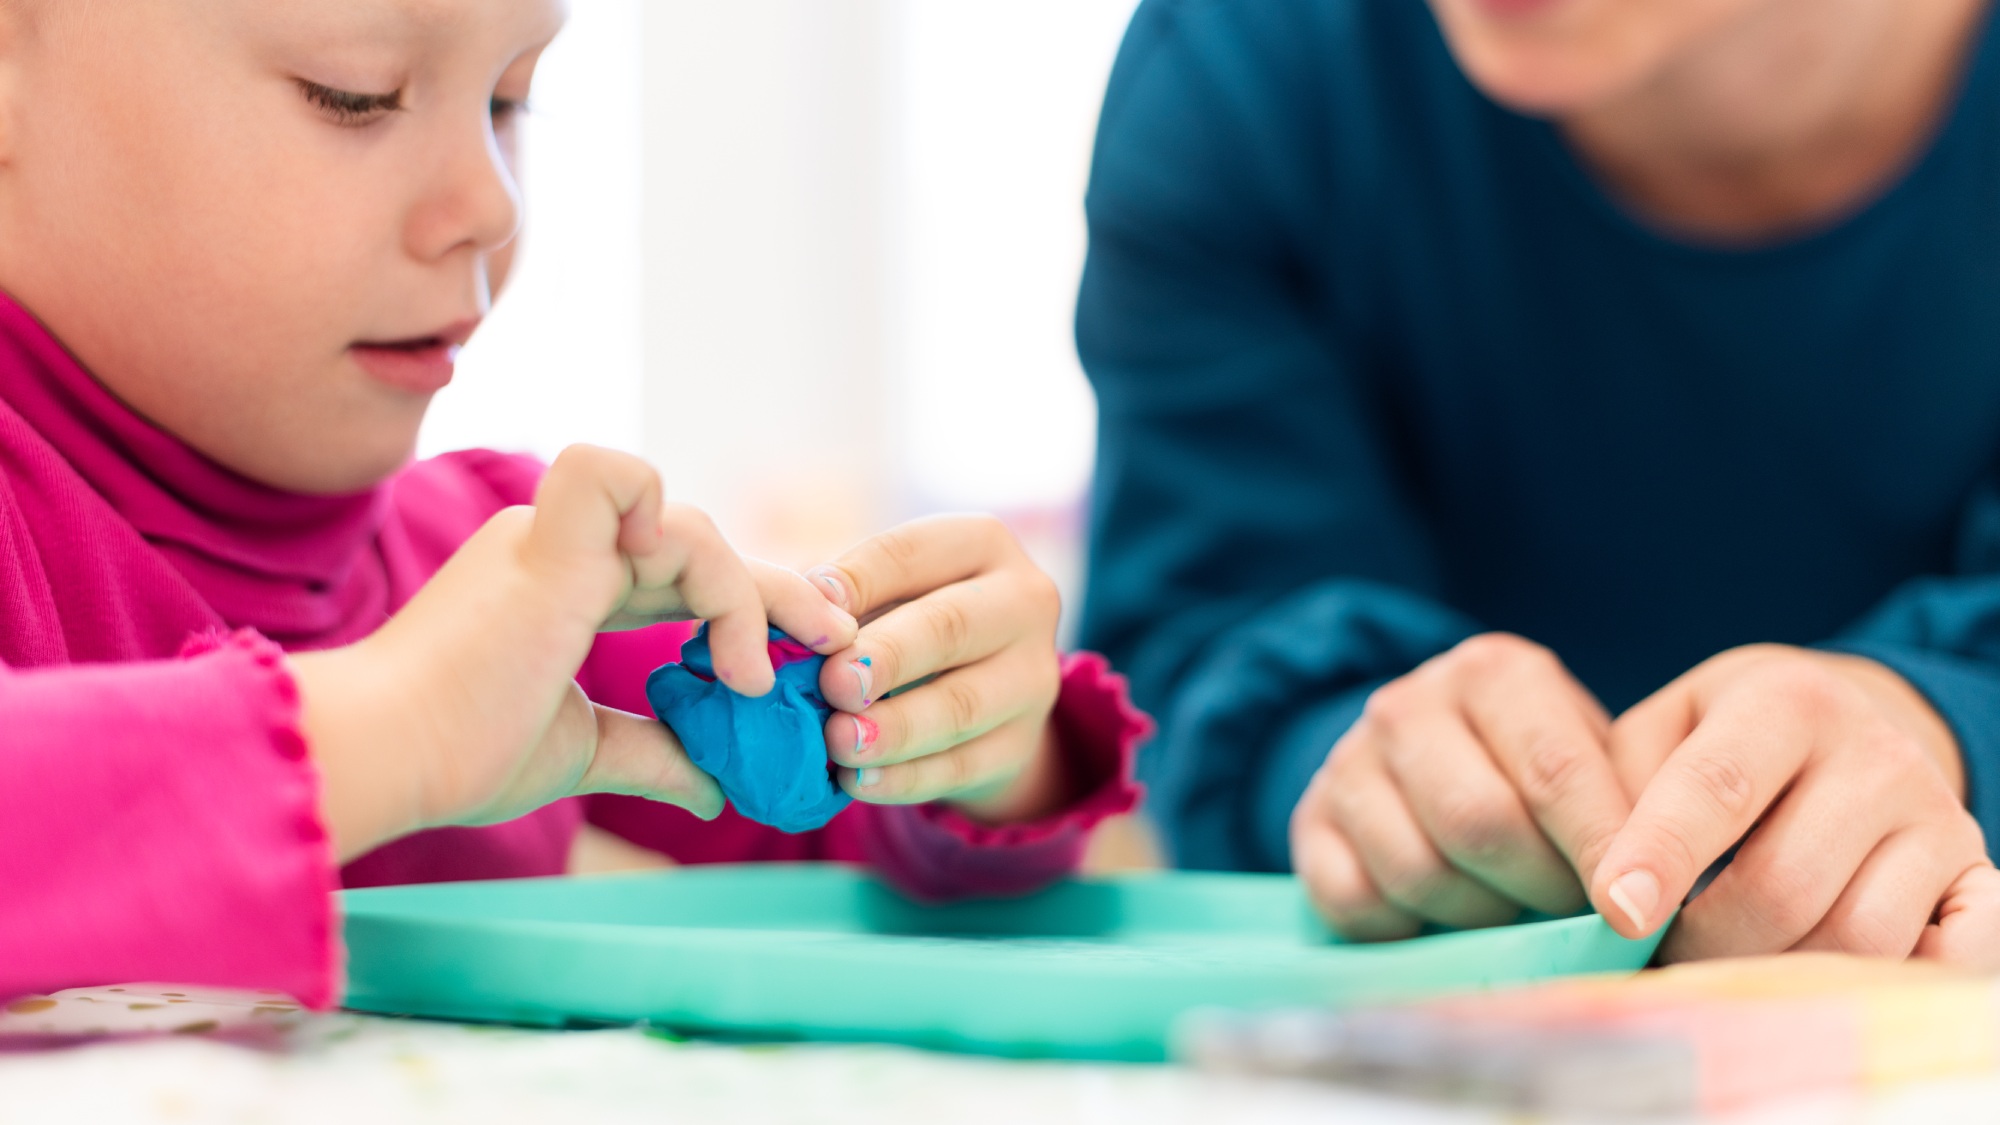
[
  {"xmin": 1825, "ymin": 476, "xmax": 2000, "ymax": 852},
  {"xmin": 1075, "ymin": 0, "xmax": 1479, "ymax": 872}
]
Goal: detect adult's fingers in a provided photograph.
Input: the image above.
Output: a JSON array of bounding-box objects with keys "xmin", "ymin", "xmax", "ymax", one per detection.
[
  {"xmin": 578, "ymin": 705, "xmax": 725, "ymax": 819},
  {"xmin": 1446, "ymin": 637, "xmax": 1626, "ymax": 902},
  {"xmin": 1786, "ymin": 826, "xmax": 1980, "ymax": 962},
  {"xmin": 826, "ymin": 645, "xmax": 1053, "ymax": 769},
  {"xmin": 805, "ymin": 514, "xmax": 1019, "ymax": 622},
  {"xmin": 1915, "ymin": 864, "xmax": 2000, "ymax": 971},
  {"xmin": 1664, "ymin": 750, "xmax": 1907, "ymax": 960},
  {"xmin": 819, "ymin": 568, "xmax": 1057, "ymax": 712},
  {"xmin": 1607, "ymin": 678, "xmax": 1700, "ymax": 802},
  {"xmin": 1326, "ymin": 732, "xmax": 1522, "ymax": 930},
  {"xmin": 1292, "ymin": 789, "xmax": 1425, "ymax": 941},
  {"xmin": 1590, "ymin": 684, "xmax": 1817, "ymax": 940},
  {"xmin": 1372, "ymin": 686, "xmax": 1583, "ymax": 915}
]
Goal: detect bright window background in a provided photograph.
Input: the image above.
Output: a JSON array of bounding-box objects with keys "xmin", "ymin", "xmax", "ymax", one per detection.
[
  {"xmin": 420, "ymin": 0, "xmax": 1138, "ymax": 626},
  {"xmin": 896, "ymin": 2, "xmax": 1136, "ymax": 513},
  {"xmin": 418, "ymin": 0, "xmax": 645, "ymax": 459}
]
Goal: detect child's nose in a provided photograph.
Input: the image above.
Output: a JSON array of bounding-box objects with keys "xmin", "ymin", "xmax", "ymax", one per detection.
[{"xmin": 404, "ymin": 122, "xmax": 524, "ymax": 265}]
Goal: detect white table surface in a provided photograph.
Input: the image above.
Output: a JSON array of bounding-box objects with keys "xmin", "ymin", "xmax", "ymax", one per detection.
[{"xmin": 6, "ymin": 1007, "xmax": 2000, "ymax": 1125}]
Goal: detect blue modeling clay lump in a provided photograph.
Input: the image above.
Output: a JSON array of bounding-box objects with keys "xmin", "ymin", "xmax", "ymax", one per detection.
[{"xmin": 646, "ymin": 625, "xmax": 851, "ymax": 834}]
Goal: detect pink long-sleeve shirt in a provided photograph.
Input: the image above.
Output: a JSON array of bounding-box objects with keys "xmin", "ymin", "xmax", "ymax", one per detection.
[{"xmin": 0, "ymin": 293, "xmax": 1148, "ymax": 1011}]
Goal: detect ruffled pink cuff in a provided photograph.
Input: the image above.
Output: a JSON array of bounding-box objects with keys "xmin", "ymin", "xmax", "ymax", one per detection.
[
  {"xmin": 864, "ymin": 652, "xmax": 1152, "ymax": 901},
  {"xmin": 174, "ymin": 630, "xmax": 341, "ymax": 1009}
]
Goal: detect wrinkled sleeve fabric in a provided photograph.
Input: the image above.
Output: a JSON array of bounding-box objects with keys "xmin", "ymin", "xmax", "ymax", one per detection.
[
  {"xmin": 1825, "ymin": 475, "xmax": 2000, "ymax": 853},
  {"xmin": 580, "ymin": 628, "xmax": 1148, "ymax": 899},
  {"xmin": 1076, "ymin": 0, "xmax": 1479, "ymax": 874},
  {"xmin": 0, "ymin": 630, "xmax": 338, "ymax": 1008}
]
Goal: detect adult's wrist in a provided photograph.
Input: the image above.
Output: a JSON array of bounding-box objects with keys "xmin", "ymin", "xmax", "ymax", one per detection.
[{"xmin": 1821, "ymin": 650, "xmax": 1966, "ymax": 800}]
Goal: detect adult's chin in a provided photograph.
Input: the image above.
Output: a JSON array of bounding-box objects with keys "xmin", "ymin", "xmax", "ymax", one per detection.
[
  {"xmin": 1428, "ymin": 0, "xmax": 1675, "ymax": 116},
  {"xmin": 1452, "ymin": 48, "xmax": 1648, "ymax": 115}
]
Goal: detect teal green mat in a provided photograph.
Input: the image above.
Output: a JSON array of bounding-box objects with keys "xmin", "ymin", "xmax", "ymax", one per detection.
[{"xmin": 340, "ymin": 864, "xmax": 1660, "ymax": 1061}]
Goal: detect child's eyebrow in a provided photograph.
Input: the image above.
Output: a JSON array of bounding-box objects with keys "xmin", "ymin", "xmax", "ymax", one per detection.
[
  {"xmin": 246, "ymin": 0, "xmax": 562, "ymax": 55},
  {"xmin": 328, "ymin": 0, "xmax": 476, "ymax": 36}
]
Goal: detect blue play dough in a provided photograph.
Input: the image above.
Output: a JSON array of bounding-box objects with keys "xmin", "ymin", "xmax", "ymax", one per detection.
[{"xmin": 646, "ymin": 625, "xmax": 851, "ymax": 834}]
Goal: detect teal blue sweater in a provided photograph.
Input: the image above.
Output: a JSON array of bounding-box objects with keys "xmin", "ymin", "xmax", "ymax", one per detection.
[{"xmin": 1077, "ymin": 0, "xmax": 2000, "ymax": 872}]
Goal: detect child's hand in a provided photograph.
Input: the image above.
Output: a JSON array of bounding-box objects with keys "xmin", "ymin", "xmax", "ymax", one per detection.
[
  {"xmin": 1593, "ymin": 644, "xmax": 1984, "ymax": 962},
  {"xmin": 804, "ymin": 515, "xmax": 1066, "ymax": 823},
  {"xmin": 1289, "ymin": 633, "xmax": 1632, "ymax": 939},
  {"xmin": 292, "ymin": 446, "xmax": 856, "ymax": 860}
]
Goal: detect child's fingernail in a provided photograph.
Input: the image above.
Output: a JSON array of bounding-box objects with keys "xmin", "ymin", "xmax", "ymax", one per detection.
[
  {"xmin": 855, "ymin": 767, "xmax": 881, "ymax": 790},
  {"xmin": 1606, "ymin": 870, "xmax": 1661, "ymax": 934},
  {"xmin": 851, "ymin": 715, "xmax": 879, "ymax": 759},
  {"xmin": 809, "ymin": 567, "xmax": 850, "ymax": 611},
  {"xmin": 851, "ymin": 656, "xmax": 873, "ymax": 707}
]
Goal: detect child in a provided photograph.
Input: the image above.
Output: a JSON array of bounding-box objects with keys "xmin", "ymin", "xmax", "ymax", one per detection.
[{"xmin": 0, "ymin": 0, "xmax": 1146, "ymax": 1010}]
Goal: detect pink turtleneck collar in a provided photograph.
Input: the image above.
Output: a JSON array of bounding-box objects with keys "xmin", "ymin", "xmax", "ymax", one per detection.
[{"xmin": 0, "ymin": 291, "xmax": 399, "ymax": 662}]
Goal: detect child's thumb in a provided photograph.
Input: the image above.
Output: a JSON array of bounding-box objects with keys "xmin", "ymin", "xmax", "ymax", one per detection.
[{"xmin": 578, "ymin": 706, "xmax": 727, "ymax": 820}]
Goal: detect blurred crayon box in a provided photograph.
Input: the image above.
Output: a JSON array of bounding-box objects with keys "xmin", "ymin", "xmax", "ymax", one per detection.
[{"xmin": 1180, "ymin": 954, "xmax": 1999, "ymax": 1117}]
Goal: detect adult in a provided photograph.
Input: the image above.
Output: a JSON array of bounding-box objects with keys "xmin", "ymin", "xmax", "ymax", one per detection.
[{"xmin": 1078, "ymin": 0, "xmax": 2000, "ymax": 961}]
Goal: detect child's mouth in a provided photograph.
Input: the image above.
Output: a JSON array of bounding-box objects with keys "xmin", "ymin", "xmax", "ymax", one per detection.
[{"xmin": 351, "ymin": 321, "xmax": 479, "ymax": 395}]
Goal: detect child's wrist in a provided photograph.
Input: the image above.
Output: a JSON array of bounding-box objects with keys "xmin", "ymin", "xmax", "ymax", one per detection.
[
  {"xmin": 943, "ymin": 718, "xmax": 1069, "ymax": 826},
  {"xmin": 290, "ymin": 641, "xmax": 429, "ymax": 863}
]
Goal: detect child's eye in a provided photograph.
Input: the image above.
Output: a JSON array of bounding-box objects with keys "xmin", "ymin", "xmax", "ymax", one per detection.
[
  {"xmin": 296, "ymin": 79, "xmax": 404, "ymax": 126},
  {"xmin": 490, "ymin": 96, "xmax": 530, "ymax": 125}
]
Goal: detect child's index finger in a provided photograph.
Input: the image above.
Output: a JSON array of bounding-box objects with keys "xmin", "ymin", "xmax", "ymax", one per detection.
[
  {"xmin": 752, "ymin": 560, "xmax": 857, "ymax": 657},
  {"xmin": 660, "ymin": 540, "xmax": 772, "ymax": 697},
  {"xmin": 703, "ymin": 606, "xmax": 776, "ymax": 697},
  {"xmin": 640, "ymin": 505, "xmax": 778, "ymax": 695},
  {"xmin": 805, "ymin": 514, "xmax": 1014, "ymax": 623}
]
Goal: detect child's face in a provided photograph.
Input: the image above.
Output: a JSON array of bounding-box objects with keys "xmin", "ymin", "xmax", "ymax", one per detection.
[{"xmin": 0, "ymin": 0, "xmax": 563, "ymax": 493}]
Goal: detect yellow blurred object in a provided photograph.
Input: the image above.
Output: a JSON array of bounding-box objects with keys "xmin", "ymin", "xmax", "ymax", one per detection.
[
  {"xmin": 1081, "ymin": 813, "xmax": 1165, "ymax": 874},
  {"xmin": 567, "ymin": 824, "xmax": 678, "ymax": 875},
  {"xmin": 734, "ymin": 472, "xmax": 878, "ymax": 575}
]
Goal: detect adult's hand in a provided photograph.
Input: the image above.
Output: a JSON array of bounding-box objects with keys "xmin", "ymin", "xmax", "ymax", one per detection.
[
  {"xmin": 1918, "ymin": 864, "xmax": 2000, "ymax": 971},
  {"xmin": 1592, "ymin": 644, "xmax": 1985, "ymax": 962},
  {"xmin": 1291, "ymin": 633, "xmax": 1631, "ymax": 939}
]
